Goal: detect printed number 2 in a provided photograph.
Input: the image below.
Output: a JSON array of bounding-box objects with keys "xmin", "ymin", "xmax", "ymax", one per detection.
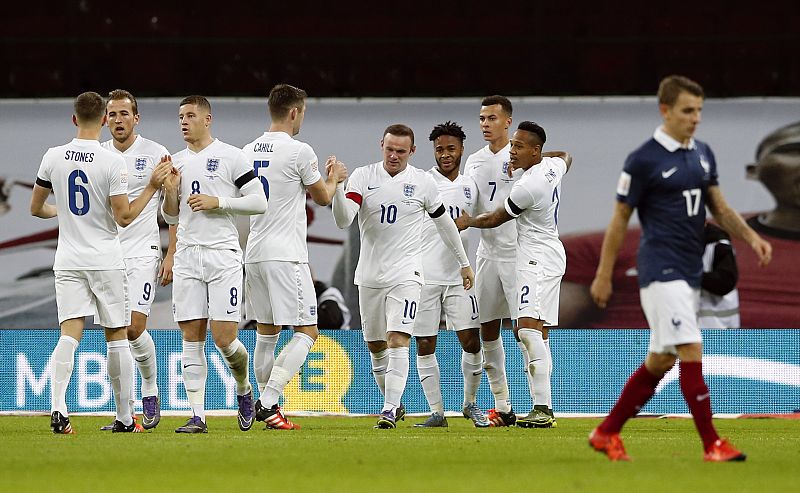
[
  {"xmin": 682, "ymin": 188, "xmax": 701, "ymax": 217},
  {"xmin": 68, "ymin": 169, "xmax": 90, "ymax": 216},
  {"xmin": 520, "ymin": 285, "xmax": 530, "ymax": 304},
  {"xmin": 488, "ymin": 181, "xmax": 497, "ymax": 201},
  {"xmin": 254, "ymin": 160, "xmax": 270, "ymax": 199}
]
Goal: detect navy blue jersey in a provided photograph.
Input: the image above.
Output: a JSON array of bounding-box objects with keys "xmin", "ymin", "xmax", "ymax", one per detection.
[{"xmin": 616, "ymin": 129, "xmax": 719, "ymax": 288}]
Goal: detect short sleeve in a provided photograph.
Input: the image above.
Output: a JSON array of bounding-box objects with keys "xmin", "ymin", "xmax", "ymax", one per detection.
[
  {"xmin": 705, "ymin": 144, "xmax": 719, "ymax": 187},
  {"xmin": 505, "ymin": 177, "xmax": 536, "ymax": 217},
  {"xmin": 109, "ymin": 155, "xmax": 129, "ymax": 196},
  {"xmin": 616, "ymin": 152, "xmax": 646, "ymax": 208},
  {"xmin": 298, "ymin": 144, "xmax": 322, "ymax": 186},
  {"xmin": 422, "ymin": 173, "xmax": 444, "ymax": 214},
  {"xmin": 231, "ymin": 149, "xmax": 253, "ymax": 183},
  {"xmin": 344, "ymin": 167, "xmax": 366, "ymax": 197},
  {"xmin": 36, "ymin": 151, "xmax": 52, "ymax": 186}
]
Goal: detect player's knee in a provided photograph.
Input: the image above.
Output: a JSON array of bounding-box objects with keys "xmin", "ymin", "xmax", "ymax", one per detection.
[
  {"xmin": 295, "ymin": 325, "xmax": 319, "ymax": 341},
  {"xmin": 367, "ymin": 340, "xmax": 388, "ymax": 353},
  {"xmin": 416, "ymin": 337, "xmax": 436, "ymax": 356}
]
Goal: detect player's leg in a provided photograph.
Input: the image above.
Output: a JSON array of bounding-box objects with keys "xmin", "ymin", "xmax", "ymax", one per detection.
[
  {"xmin": 50, "ymin": 270, "xmax": 91, "ymax": 434},
  {"xmin": 172, "ymin": 250, "xmax": 210, "ymax": 433},
  {"xmin": 245, "ymin": 262, "xmax": 279, "ymax": 394},
  {"xmin": 255, "ymin": 262, "xmax": 318, "ymax": 430},
  {"xmin": 127, "ymin": 258, "xmax": 160, "ymax": 428},
  {"xmin": 93, "ymin": 269, "xmax": 141, "ymax": 433},
  {"xmin": 360, "ymin": 286, "xmax": 389, "ymax": 397},
  {"xmin": 412, "ymin": 284, "xmax": 445, "ymax": 426},
  {"xmin": 376, "ymin": 283, "xmax": 420, "ymax": 429}
]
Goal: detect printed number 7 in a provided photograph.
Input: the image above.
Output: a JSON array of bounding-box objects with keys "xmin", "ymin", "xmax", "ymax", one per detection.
[
  {"xmin": 488, "ymin": 181, "xmax": 496, "ymax": 201},
  {"xmin": 254, "ymin": 160, "xmax": 270, "ymax": 199}
]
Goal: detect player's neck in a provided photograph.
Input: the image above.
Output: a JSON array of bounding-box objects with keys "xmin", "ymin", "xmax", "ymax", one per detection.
[
  {"xmin": 113, "ymin": 133, "xmax": 137, "ymax": 153},
  {"xmin": 437, "ymin": 166, "xmax": 460, "ymax": 181},
  {"xmin": 661, "ymin": 126, "xmax": 691, "ymax": 147},
  {"xmin": 268, "ymin": 121, "xmax": 294, "ymax": 136},
  {"xmin": 187, "ymin": 135, "xmax": 214, "ymax": 153},
  {"xmin": 488, "ymin": 137, "xmax": 509, "ymax": 154},
  {"xmin": 76, "ymin": 126, "xmax": 102, "ymax": 141}
]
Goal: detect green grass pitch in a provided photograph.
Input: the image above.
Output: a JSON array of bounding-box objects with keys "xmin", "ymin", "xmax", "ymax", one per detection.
[{"xmin": 2, "ymin": 416, "xmax": 798, "ymax": 492}]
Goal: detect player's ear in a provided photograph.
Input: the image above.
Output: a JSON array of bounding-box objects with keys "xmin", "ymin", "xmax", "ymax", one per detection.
[
  {"xmin": 745, "ymin": 163, "xmax": 759, "ymax": 180},
  {"xmin": 72, "ymin": 114, "xmax": 78, "ymax": 127},
  {"xmin": 380, "ymin": 139, "xmax": 384, "ymax": 150},
  {"xmin": 410, "ymin": 145, "xmax": 416, "ymax": 155},
  {"xmin": 205, "ymin": 113, "xmax": 212, "ymax": 127}
]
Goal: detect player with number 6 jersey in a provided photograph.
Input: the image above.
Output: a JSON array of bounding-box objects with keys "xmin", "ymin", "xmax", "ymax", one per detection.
[
  {"xmin": 332, "ymin": 123, "xmax": 474, "ymax": 429},
  {"xmin": 162, "ymin": 95, "xmax": 267, "ymax": 434}
]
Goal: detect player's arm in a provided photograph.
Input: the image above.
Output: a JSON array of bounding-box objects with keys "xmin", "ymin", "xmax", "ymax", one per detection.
[
  {"xmin": 430, "ymin": 205, "xmax": 474, "ymax": 290},
  {"xmin": 189, "ymin": 171, "xmax": 267, "ymax": 215},
  {"xmin": 308, "ymin": 156, "xmax": 348, "ymax": 206},
  {"xmin": 159, "ymin": 224, "xmax": 178, "ymax": 286},
  {"xmin": 30, "ymin": 181, "xmax": 57, "ymax": 218},
  {"xmin": 113, "ymin": 156, "xmax": 172, "ymax": 227},
  {"xmin": 706, "ymin": 185, "xmax": 772, "ymax": 267},
  {"xmin": 543, "ymin": 151, "xmax": 573, "ymax": 173},
  {"xmin": 589, "ymin": 201, "xmax": 633, "ymax": 308},
  {"xmin": 332, "ymin": 168, "xmax": 361, "ymax": 229},
  {"xmin": 161, "ymin": 163, "xmax": 181, "ymax": 225},
  {"xmin": 455, "ymin": 201, "xmax": 514, "ymax": 231}
]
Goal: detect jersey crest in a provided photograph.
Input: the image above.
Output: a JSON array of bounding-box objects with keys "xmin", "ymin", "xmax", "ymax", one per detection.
[
  {"xmin": 206, "ymin": 158, "xmax": 220, "ymax": 172},
  {"xmin": 463, "ymin": 186, "xmax": 472, "ymax": 200},
  {"xmin": 699, "ymin": 154, "xmax": 710, "ymax": 174},
  {"xmin": 135, "ymin": 157, "xmax": 147, "ymax": 172},
  {"xmin": 403, "ymin": 183, "xmax": 416, "ymax": 198}
]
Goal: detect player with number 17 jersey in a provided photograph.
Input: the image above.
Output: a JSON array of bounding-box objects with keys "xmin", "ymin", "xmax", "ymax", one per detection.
[
  {"xmin": 171, "ymin": 139, "xmax": 254, "ymax": 252},
  {"xmin": 346, "ymin": 162, "xmax": 444, "ymax": 288}
]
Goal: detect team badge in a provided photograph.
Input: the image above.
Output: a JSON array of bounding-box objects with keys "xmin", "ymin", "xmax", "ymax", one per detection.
[
  {"xmin": 206, "ymin": 158, "xmax": 220, "ymax": 172},
  {"xmin": 403, "ymin": 183, "xmax": 416, "ymax": 198},
  {"xmin": 463, "ymin": 186, "xmax": 472, "ymax": 199},
  {"xmin": 502, "ymin": 161, "xmax": 509, "ymax": 175},
  {"xmin": 699, "ymin": 155, "xmax": 710, "ymax": 174},
  {"xmin": 309, "ymin": 305, "xmax": 317, "ymax": 316},
  {"xmin": 545, "ymin": 169, "xmax": 557, "ymax": 183},
  {"xmin": 135, "ymin": 157, "xmax": 147, "ymax": 171}
]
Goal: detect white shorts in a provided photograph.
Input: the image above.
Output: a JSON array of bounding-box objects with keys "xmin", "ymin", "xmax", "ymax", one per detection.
[
  {"xmin": 413, "ymin": 284, "xmax": 480, "ymax": 338},
  {"xmin": 55, "ymin": 269, "xmax": 130, "ymax": 328},
  {"xmin": 172, "ymin": 246, "xmax": 243, "ymax": 323},
  {"xmin": 125, "ymin": 257, "xmax": 160, "ymax": 316},
  {"xmin": 516, "ymin": 265, "xmax": 562, "ymax": 326},
  {"xmin": 358, "ymin": 283, "xmax": 422, "ymax": 342},
  {"xmin": 245, "ymin": 261, "xmax": 317, "ymax": 326},
  {"xmin": 475, "ymin": 257, "xmax": 517, "ymax": 323},
  {"xmin": 640, "ymin": 280, "xmax": 702, "ymax": 354}
]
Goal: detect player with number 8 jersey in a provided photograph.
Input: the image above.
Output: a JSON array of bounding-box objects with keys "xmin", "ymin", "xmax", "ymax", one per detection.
[{"xmin": 162, "ymin": 95, "xmax": 267, "ymax": 434}]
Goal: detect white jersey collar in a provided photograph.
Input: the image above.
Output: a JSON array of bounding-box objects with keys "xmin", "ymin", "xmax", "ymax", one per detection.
[
  {"xmin": 187, "ymin": 138, "xmax": 219, "ymax": 155},
  {"xmin": 654, "ymin": 126, "xmax": 696, "ymax": 152}
]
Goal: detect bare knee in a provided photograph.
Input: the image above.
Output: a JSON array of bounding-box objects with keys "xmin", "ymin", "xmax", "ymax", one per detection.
[
  {"xmin": 457, "ymin": 329, "xmax": 481, "ymax": 354},
  {"xmin": 294, "ymin": 325, "xmax": 319, "ymax": 341},
  {"xmin": 367, "ymin": 340, "xmax": 388, "ymax": 354},
  {"xmin": 645, "ymin": 352, "xmax": 677, "ymax": 376},
  {"xmin": 415, "ymin": 336, "xmax": 437, "ymax": 356}
]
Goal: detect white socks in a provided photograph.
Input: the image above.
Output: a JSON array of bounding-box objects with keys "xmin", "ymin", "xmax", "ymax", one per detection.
[
  {"xmin": 50, "ymin": 335, "xmax": 78, "ymax": 416},
  {"xmin": 417, "ymin": 354, "xmax": 443, "ymax": 414},
  {"xmin": 216, "ymin": 339, "xmax": 252, "ymax": 396},
  {"xmin": 107, "ymin": 339, "xmax": 134, "ymax": 426},
  {"xmin": 461, "ymin": 350, "xmax": 483, "ymax": 407},
  {"xmin": 544, "ymin": 338, "xmax": 553, "ymax": 408},
  {"xmin": 382, "ymin": 347, "xmax": 409, "ymax": 413},
  {"xmin": 482, "ymin": 337, "xmax": 511, "ymax": 413},
  {"xmin": 182, "ymin": 340, "xmax": 207, "ymax": 420},
  {"xmin": 370, "ymin": 349, "xmax": 389, "ymax": 396},
  {"xmin": 129, "ymin": 330, "xmax": 158, "ymax": 398},
  {"xmin": 517, "ymin": 340, "xmax": 536, "ymax": 406},
  {"xmin": 254, "ymin": 333, "xmax": 279, "ymax": 394},
  {"xmin": 260, "ymin": 332, "xmax": 315, "ymax": 407},
  {"xmin": 518, "ymin": 328, "xmax": 551, "ymax": 408}
]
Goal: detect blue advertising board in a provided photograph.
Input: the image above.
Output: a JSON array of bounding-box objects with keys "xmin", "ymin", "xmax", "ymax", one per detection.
[{"xmin": 2, "ymin": 329, "xmax": 798, "ymax": 415}]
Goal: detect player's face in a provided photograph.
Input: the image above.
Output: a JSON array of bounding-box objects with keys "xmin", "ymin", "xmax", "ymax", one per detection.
[
  {"xmin": 749, "ymin": 128, "xmax": 800, "ymax": 207},
  {"xmin": 106, "ymin": 98, "xmax": 139, "ymax": 143},
  {"xmin": 178, "ymin": 104, "xmax": 211, "ymax": 144},
  {"xmin": 434, "ymin": 135, "xmax": 463, "ymax": 175},
  {"xmin": 479, "ymin": 104, "xmax": 511, "ymax": 143},
  {"xmin": 509, "ymin": 130, "xmax": 540, "ymax": 170},
  {"xmin": 660, "ymin": 91, "xmax": 703, "ymax": 144},
  {"xmin": 381, "ymin": 133, "xmax": 415, "ymax": 176}
]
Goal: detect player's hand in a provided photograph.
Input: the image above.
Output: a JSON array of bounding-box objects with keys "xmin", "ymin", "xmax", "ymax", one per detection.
[
  {"xmin": 326, "ymin": 156, "xmax": 348, "ymax": 183},
  {"xmin": 455, "ymin": 211, "xmax": 472, "ymax": 231},
  {"xmin": 590, "ymin": 276, "xmax": 613, "ymax": 309},
  {"xmin": 460, "ymin": 265, "xmax": 475, "ymax": 291},
  {"xmin": 149, "ymin": 156, "xmax": 173, "ymax": 188},
  {"xmin": 750, "ymin": 236, "xmax": 773, "ymax": 267},
  {"xmin": 159, "ymin": 253, "xmax": 174, "ymax": 286},
  {"xmin": 162, "ymin": 158, "xmax": 181, "ymax": 191},
  {"xmin": 187, "ymin": 193, "xmax": 219, "ymax": 211}
]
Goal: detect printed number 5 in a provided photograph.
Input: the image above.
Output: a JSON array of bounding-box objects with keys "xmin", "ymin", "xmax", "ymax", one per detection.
[{"xmin": 254, "ymin": 160, "xmax": 270, "ymax": 199}]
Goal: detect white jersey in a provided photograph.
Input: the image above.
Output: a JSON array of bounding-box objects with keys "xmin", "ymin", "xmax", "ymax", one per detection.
[
  {"xmin": 36, "ymin": 138, "xmax": 127, "ymax": 270},
  {"xmin": 505, "ymin": 157, "xmax": 567, "ymax": 276},
  {"xmin": 172, "ymin": 139, "xmax": 254, "ymax": 252},
  {"xmin": 420, "ymin": 168, "xmax": 476, "ymax": 285},
  {"xmin": 242, "ymin": 131, "xmax": 321, "ymax": 263},
  {"xmin": 345, "ymin": 162, "xmax": 443, "ymax": 288},
  {"xmin": 102, "ymin": 135, "xmax": 169, "ymax": 259},
  {"xmin": 465, "ymin": 142, "xmax": 519, "ymax": 262}
]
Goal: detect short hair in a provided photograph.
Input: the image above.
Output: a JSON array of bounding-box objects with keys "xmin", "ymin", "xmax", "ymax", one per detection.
[
  {"xmin": 179, "ymin": 95, "xmax": 211, "ymax": 113},
  {"xmin": 73, "ymin": 91, "xmax": 106, "ymax": 124},
  {"xmin": 657, "ymin": 75, "xmax": 704, "ymax": 106},
  {"xmin": 268, "ymin": 84, "xmax": 308, "ymax": 120},
  {"xmin": 756, "ymin": 121, "xmax": 800, "ymax": 160},
  {"xmin": 429, "ymin": 121, "xmax": 466, "ymax": 144},
  {"xmin": 106, "ymin": 89, "xmax": 138, "ymax": 115},
  {"xmin": 517, "ymin": 121, "xmax": 547, "ymax": 146},
  {"xmin": 481, "ymin": 95, "xmax": 513, "ymax": 116},
  {"xmin": 384, "ymin": 123, "xmax": 415, "ymax": 146}
]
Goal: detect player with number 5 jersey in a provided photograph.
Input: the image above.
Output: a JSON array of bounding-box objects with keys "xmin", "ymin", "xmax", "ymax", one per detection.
[
  {"xmin": 162, "ymin": 95, "xmax": 267, "ymax": 434},
  {"xmin": 332, "ymin": 124, "xmax": 474, "ymax": 429}
]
